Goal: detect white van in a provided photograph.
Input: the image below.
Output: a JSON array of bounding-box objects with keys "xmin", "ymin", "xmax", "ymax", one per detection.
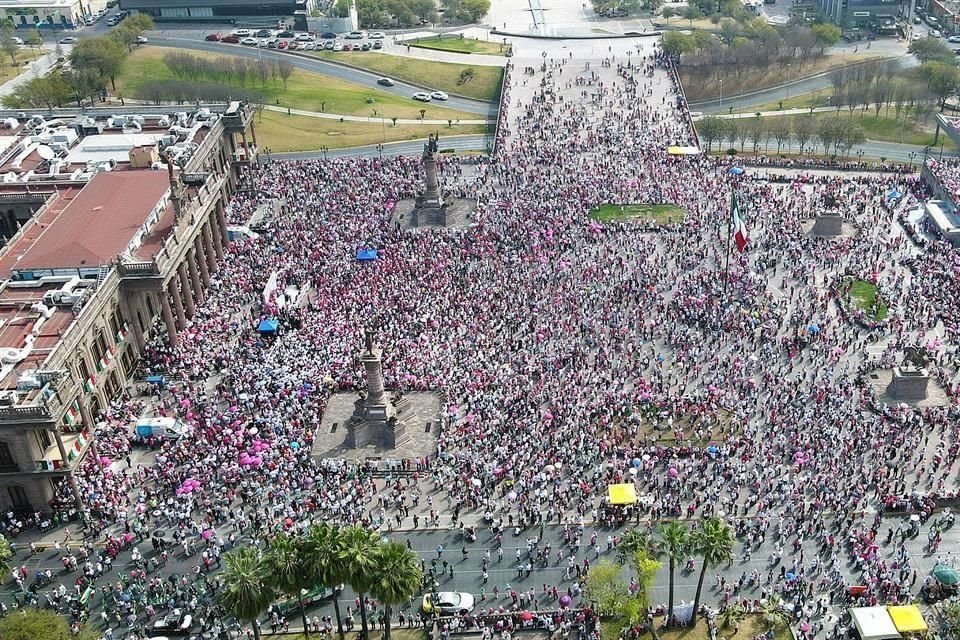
[{"xmin": 134, "ymin": 417, "xmax": 188, "ymax": 440}]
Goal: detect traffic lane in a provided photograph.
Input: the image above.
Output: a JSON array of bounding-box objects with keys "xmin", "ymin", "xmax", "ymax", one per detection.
[
  {"xmin": 147, "ymin": 37, "xmax": 497, "ymax": 117},
  {"xmin": 270, "ymin": 134, "xmax": 493, "ymax": 160}
]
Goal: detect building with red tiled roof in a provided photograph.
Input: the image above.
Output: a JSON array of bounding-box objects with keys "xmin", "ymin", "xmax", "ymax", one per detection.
[{"xmin": 0, "ymin": 102, "xmax": 258, "ymax": 514}]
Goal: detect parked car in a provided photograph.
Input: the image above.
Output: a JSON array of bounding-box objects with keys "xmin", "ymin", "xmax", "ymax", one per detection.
[
  {"xmin": 377, "ymin": 77, "xmax": 395, "ymax": 86},
  {"xmin": 296, "ymin": 33, "xmax": 314, "ymax": 41},
  {"xmin": 136, "ymin": 35, "xmax": 148, "ymax": 44},
  {"xmin": 342, "ymin": 43, "xmax": 353, "ymax": 51},
  {"xmin": 233, "ymin": 28, "xmax": 252, "ymax": 36},
  {"xmin": 152, "ymin": 608, "xmax": 193, "ymax": 633},
  {"xmin": 430, "ymin": 90, "xmax": 448, "ymax": 100},
  {"xmin": 930, "ymin": 29, "xmax": 942, "ymax": 37},
  {"xmin": 949, "ymin": 35, "xmax": 960, "ymax": 42},
  {"xmin": 369, "ymin": 31, "xmax": 385, "ymax": 38},
  {"xmin": 277, "ymin": 40, "xmax": 288, "ymax": 49},
  {"xmin": 106, "ymin": 16, "xmax": 119, "ymax": 25},
  {"xmin": 11, "ymin": 36, "xmax": 22, "ymax": 44},
  {"xmin": 240, "ymin": 37, "xmax": 258, "ymax": 45},
  {"xmin": 323, "ymin": 41, "xmax": 334, "ymax": 50},
  {"xmin": 255, "ymin": 28, "xmax": 273, "ymax": 37},
  {"xmin": 277, "ymin": 30, "xmax": 294, "ymax": 38},
  {"xmin": 413, "ymin": 92, "xmax": 432, "ymax": 101},
  {"xmin": 205, "ymin": 33, "xmax": 222, "ymax": 41},
  {"xmin": 421, "ymin": 592, "xmax": 475, "ymax": 616},
  {"xmin": 332, "ymin": 41, "xmax": 343, "ymax": 51},
  {"xmin": 360, "ymin": 42, "xmax": 371, "ymax": 50},
  {"xmin": 221, "ymin": 34, "xmax": 241, "ymax": 43},
  {"xmin": 267, "ymin": 39, "xmax": 278, "ymax": 48},
  {"xmin": 372, "ymin": 40, "xmax": 382, "ymax": 49},
  {"xmin": 320, "ymin": 31, "xmax": 337, "ymax": 38},
  {"xmin": 59, "ymin": 37, "xmax": 77, "ymax": 44},
  {"xmin": 346, "ymin": 30, "xmax": 364, "ymax": 39},
  {"xmin": 288, "ymin": 41, "xmax": 299, "ymax": 50}
]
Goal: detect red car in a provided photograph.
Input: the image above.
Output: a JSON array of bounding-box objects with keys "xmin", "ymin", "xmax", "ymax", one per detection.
[
  {"xmin": 205, "ymin": 33, "xmax": 222, "ymax": 41},
  {"xmin": 342, "ymin": 43, "xmax": 352, "ymax": 51},
  {"xmin": 277, "ymin": 40, "xmax": 288, "ymax": 49},
  {"xmin": 221, "ymin": 34, "xmax": 241, "ymax": 43}
]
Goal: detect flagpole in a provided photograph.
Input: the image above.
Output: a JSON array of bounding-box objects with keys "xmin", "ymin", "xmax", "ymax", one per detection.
[{"xmin": 723, "ymin": 191, "xmax": 733, "ymax": 300}]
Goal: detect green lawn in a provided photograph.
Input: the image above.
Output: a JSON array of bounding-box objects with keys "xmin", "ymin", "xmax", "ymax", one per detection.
[
  {"xmin": 590, "ymin": 204, "xmax": 687, "ymax": 225},
  {"xmin": 312, "ymin": 51, "xmax": 504, "ymax": 102},
  {"xmin": 119, "ymin": 46, "xmax": 478, "ymax": 122},
  {"xmin": 255, "ymin": 110, "xmax": 489, "ymax": 152},
  {"xmin": 848, "ymin": 278, "xmax": 888, "ymax": 322},
  {"xmin": 406, "ymin": 34, "xmax": 508, "ymax": 55}
]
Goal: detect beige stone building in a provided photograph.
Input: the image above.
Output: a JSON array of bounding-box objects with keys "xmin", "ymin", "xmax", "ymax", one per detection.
[{"xmin": 0, "ymin": 102, "xmax": 256, "ymax": 515}]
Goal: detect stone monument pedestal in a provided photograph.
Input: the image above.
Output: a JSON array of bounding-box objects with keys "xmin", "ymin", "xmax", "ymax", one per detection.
[
  {"xmin": 392, "ymin": 133, "xmax": 477, "ymax": 230},
  {"xmin": 345, "ymin": 344, "xmax": 413, "ymax": 449},
  {"xmin": 811, "ymin": 212, "xmax": 844, "ymax": 237},
  {"xmin": 886, "ymin": 366, "xmax": 931, "ymax": 400}
]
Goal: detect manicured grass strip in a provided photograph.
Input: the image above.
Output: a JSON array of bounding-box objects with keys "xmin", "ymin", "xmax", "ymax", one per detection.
[
  {"xmin": 406, "ymin": 35, "xmax": 508, "ymax": 56},
  {"xmin": 589, "ymin": 203, "xmax": 687, "ymax": 224},
  {"xmin": 118, "ymin": 46, "xmax": 478, "ymax": 122},
  {"xmin": 312, "ymin": 51, "xmax": 503, "ymax": 102},
  {"xmin": 255, "ymin": 110, "xmax": 489, "ymax": 152}
]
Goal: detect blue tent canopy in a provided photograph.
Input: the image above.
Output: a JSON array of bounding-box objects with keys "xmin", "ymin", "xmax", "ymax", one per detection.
[
  {"xmin": 728, "ymin": 166, "xmax": 744, "ymax": 176},
  {"xmin": 145, "ymin": 375, "xmax": 164, "ymax": 384},
  {"xmin": 356, "ymin": 248, "xmax": 378, "ymax": 261},
  {"xmin": 258, "ymin": 318, "xmax": 280, "ymax": 333}
]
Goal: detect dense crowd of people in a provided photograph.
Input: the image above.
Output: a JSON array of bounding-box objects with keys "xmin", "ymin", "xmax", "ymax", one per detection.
[{"xmin": 9, "ymin": 40, "xmax": 960, "ymax": 640}]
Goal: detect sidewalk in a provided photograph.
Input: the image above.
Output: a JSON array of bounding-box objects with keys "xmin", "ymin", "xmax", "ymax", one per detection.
[
  {"xmin": 382, "ymin": 35, "xmax": 508, "ymax": 68},
  {"xmin": 0, "ymin": 46, "xmax": 64, "ymax": 99},
  {"xmin": 262, "ymin": 104, "xmax": 495, "ymax": 125}
]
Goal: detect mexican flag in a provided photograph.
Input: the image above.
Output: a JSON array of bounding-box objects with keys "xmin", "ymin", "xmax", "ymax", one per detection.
[
  {"xmin": 63, "ymin": 399, "xmax": 80, "ymax": 426},
  {"xmin": 732, "ymin": 193, "xmax": 749, "ymax": 253},
  {"xmin": 84, "ymin": 375, "xmax": 95, "ymax": 393},
  {"xmin": 115, "ymin": 325, "xmax": 127, "ymax": 345}
]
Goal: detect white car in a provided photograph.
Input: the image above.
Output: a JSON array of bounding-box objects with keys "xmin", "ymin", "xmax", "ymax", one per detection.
[
  {"xmin": 333, "ymin": 41, "xmax": 343, "ymax": 51},
  {"xmin": 413, "ymin": 92, "xmax": 432, "ymax": 102},
  {"xmin": 430, "ymin": 91, "xmax": 448, "ymax": 101},
  {"xmin": 136, "ymin": 35, "xmax": 148, "ymax": 44},
  {"xmin": 301, "ymin": 42, "xmax": 316, "ymax": 50},
  {"xmin": 346, "ymin": 31, "xmax": 365, "ymax": 39},
  {"xmin": 369, "ymin": 31, "xmax": 385, "ymax": 39},
  {"xmin": 948, "ymin": 35, "xmax": 960, "ymax": 42},
  {"xmin": 930, "ymin": 29, "xmax": 941, "ymax": 38},
  {"xmin": 241, "ymin": 37, "xmax": 258, "ymax": 45},
  {"xmin": 296, "ymin": 33, "xmax": 314, "ymax": 41},
  {"xmin": 59, "ymin": 37, "xmax": 77, "ymax": 44},
  {"xmin": 233, "ymin": 28, "xmax": 252, "ymax": 36},
  {"xmin": 11, "ymin": 36, "xmax": 22, "ymax": 45},
  {"xmin": 421, "ymin": 592, "xmax": 475, "ymax": 616}
]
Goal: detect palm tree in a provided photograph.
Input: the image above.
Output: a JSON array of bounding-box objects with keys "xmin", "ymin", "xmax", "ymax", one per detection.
[
  {"xmin": 655, "ymin": 521, "xmax": 690, "ymax": 628},
  {"xmin": 265, "ymin": 532, "xmax": 312, "ymax": 639},
  {"xmin": 369, "ymin": 541, "xmax": 423, "ymax": 640},
  {"xmin": 217, "ymin": 547, "xmax": 275, "ymax": 640},
  {"xmin": 302, "ymin": 523, "xmax": 349, "ymax": 640},
  {"xmin": 340, "ymin": 525, "xmax": 382, "ymax": 640},
  {"xmin": 717, "ymin": 603, "xmax": 745, "ymax": 629},
  {"xmin": 690, "ymin": 517, "xmax": 734, "ymax": 626},
  {"xmin": 619, "ymin": 526, "xmax": 654, "ymax": 558},
  {"xmin": 761, "ymin": 594, "xmax": 790, "ymax": 629}
]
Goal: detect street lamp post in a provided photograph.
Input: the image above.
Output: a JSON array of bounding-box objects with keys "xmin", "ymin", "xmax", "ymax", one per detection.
[
  {"xmin": 719, "ymin": 78, "xmax": 723, "ymax": 112},
  {"xmin": 923, "ymin": 145, "xmax": 930, "ymax": 163}
]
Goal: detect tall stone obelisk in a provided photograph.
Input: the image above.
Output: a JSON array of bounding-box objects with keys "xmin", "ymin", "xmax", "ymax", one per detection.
[{"xmin": 345, "ymin": 324, "xmax": 411, "ymax": 449}]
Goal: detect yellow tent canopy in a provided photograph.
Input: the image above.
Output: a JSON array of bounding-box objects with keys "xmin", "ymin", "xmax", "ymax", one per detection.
[
  {"xmin": 886, "ymin": 606, "xmax": 927, "ymax": 633},
  {"xmin": 608, "ymin": 483, "xmax": 637, "ymax": 505},
  {"xmin": 666, "ymin": 145, "xmax": 702, "ymax": 156}
]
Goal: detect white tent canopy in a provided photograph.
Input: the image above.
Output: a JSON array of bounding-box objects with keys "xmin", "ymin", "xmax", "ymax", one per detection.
[{"xmin": 850, "ymin": 607, "xmax": 902, "ymax": 640}]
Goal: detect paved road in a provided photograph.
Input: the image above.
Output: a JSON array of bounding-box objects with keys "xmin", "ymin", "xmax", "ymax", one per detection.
[
  {"xmin": 707, "ymin": 139, "xmax": 952, "ymax": 163},
  {"xmin": 145, "ymin": 38, "xmax": 496, "ymax": 117},
  {"xmin": 270, "ymin": 134, "xmax": 493, "ymax": 160}
]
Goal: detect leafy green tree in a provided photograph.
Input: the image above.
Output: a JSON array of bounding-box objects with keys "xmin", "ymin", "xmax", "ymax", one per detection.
[
  {"xmin": 218, "ymin": 547, "xmax": 275, "ymax": 640},
  {"xmin": 760, "ymin": 594, "xmax": 790, "ymax": 628},
  {"xmin": 303, "ymin": 523, "xmax": 349, "ymax": 640},
  {"xmin": 0, "ymin": 535, "xmax": 11, "ymax": 576},
  {"xmin": 265, "ymin": 532, "xmax": 313, "ymax": 639},
  {"xmin": 660, "ymin": 31, "xmax": 695, "ymax": 56},
  {"xmin": 697, "ymin": 116, "xmax": 728, "ymax": 152},
  {"xmin": 682, "ymin": 4, "xmax": 700, "ymax": 25},
  {"xmin": 810, "ymin": 23, "xmax": 840, "ymax": 49},
  {"xmin": 340, "ymin": 526, "xmax": 382, "ymax": 640},
  {"xmin": 0, "ymin": 608, "xmax": 99, "ymax": 640},
  {"xmin": 921, "ymin": 61, "xmax": 960, "ymax": 111},
  {"xmin": 0, "ymin": 25, "xmax": 19, "ymax": 66},
  {"xmin": 791, "ymin": 115, "xmax": 815, "ymax": 152},
  {"xmin": 619, "ymin": 527, "xmax": 653, "ymax": 556},
  {"xmin": 718, "ymin": 19, "xmax": 739, "ymax": 44},
  {"xmin": 2, "ymin": 71, "xmax": 72, "ymax": 108},
  {"xmin": 661, "ymin": 6, "xmax": 676, "ymax": 19},
  {"xmin": 25, "ymin": 29, "xmax": 41, "ymax": 60},
  {"xmin": 909, "ymin": 36, "xmax": 955, "ymax": 64},
  {"xmin": 690, "ymin": 518, "xmax": 734, "ymax": 625},
  {"xmin": 113, "ymin": 13, "xmax": 154, "ymax": 51},
  {"xmin": 460, "ymin": 0, "xmax": 490, "ymax": 21},
  {"xmin": 69, "ymin": 36, "xmax": 126, "ymax": 90},
  {"xmin": 369, "ymin": 541, "xmax": 423, "ymax": 640},
  {"xmin": 655, "ymin": 522, "xmax": 690, "ymax": 628},
  {"xmin": 583, "ymin": 560, "xmax": 629, "ymax": 616},
  {"xmin": 717, "ymin": 603, "xmax": 745, "ymax": 628},
  {"xmin": 632, "ymin": 549, "xmax": 662, "ymax": 638}
]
